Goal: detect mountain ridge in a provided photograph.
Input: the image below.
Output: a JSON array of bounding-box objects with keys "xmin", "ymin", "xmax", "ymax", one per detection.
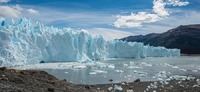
[{"xmin": 121, "ymin": 24, "xmax": 200, "ymax": 54}]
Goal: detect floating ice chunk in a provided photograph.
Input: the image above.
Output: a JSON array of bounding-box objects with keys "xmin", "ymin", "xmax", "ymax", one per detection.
[
  {"xmin": 193, "ymin": 85, "xmax": 200, "ymax": 87},
  {"xmin": 89, "ymin": 72, "xmax": 97, "ymax": 75},
  {"xmin": 108, "ymin": 64, "xmax": 115, "ymax": 69},
  {"xmin": 196, "ymin": 79, "xmax": 200, "ymax": 85},
  {"xmin": 192, "ymin": 70, "xmax": 198, "ymax": 72},
  {"xmin": 140, "ymin": 62, "xmax": 152, "ymax": 67},
  {"xmin": 95, "ymin": 62, "xmax": 107, "ymax": 68},
  {"xmin": 159, "ymin": 81, "xmax": 169, "ymax": 85},
  {"xmin": 149, "ymin": 82, "xmax": 158, "ymax": 89},
  {"xmin": 114, "ymin": 85, "xmax": 123, "ymax": 92},
  {"xmin": 124, "ymin": 75, "xmax": 133, "ymax": 79},
  {"xmin": 73, "ymin": 65, "xmax": 87, "ymax": 69},
  {"xmin": 123, "ymin": 63, "xmax": 128, "ymax": 67},
  {"xmin": 58, "ymin": 64, "xmax": 72, "ymax": 69},
  {"xmin": 162, "ymin": 63, "xmax": 173, "ymax": 67},
  {"xmin": 187, "ymin": 76, "xmax": 195, "ymax": 80},
  {"xmin": 137, "ymin": 71, "xmax": 147, "ymax": 77},
  {"xmin": 127, "ymin": 75, "xmax": 132, "ymax": 77},
  {"xmin": 64, "ymin": 72, "xmax": 68, "ymax": 74},
  {"xmin": 171, "ymin": 75, "xmax": 187, "ymax": 80},
  {"xmin": 133, "ymin": 70, "xmax": 138, "ymax": 73},
  {"xmin": 128, "ymin": 66, "xmax": 143, "ymax": 69},
  {"xmin": 172, "ymin": 66, "xmax": 179, "ymax": 69},
  {"xmin": 115, "ymin": 70, "xmax": 124, "ymax": 73},
  {"xmin": 153, "ymin": 71, "xmax": 171, "ymax": 80},
  {"xmin": 108, "ymin": 87, "xmax": 113, "ymax": 91},
  {"xmin": 179, "ymin": 69, "xmax": 187, "ymax": 72},
  {"xmin": 127, "ymin": 89, "xmax": 134, "ymax": 92},
  {"xmin": 92, "ymin": 70, "xmax": 107, "ymax": 74},
  {"xmin": 168, "ymin": 75, "xmax": 195, "ymax": 81}
]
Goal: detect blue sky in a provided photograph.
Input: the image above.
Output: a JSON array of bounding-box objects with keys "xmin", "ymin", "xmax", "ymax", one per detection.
[{"xmin": 0, "ymin": 0, "xmax": 200, "ymax": 40}]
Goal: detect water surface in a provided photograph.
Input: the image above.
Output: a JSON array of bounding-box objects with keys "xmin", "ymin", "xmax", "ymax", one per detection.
[{"xmin": 12, "ymin": 56, "xmax": 200, "ymax": 84}]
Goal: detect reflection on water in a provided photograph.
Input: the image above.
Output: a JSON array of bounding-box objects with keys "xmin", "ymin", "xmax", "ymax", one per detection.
[{"xmin": 41, "ymin": 56, "xmax": 200, "ymax": 84}]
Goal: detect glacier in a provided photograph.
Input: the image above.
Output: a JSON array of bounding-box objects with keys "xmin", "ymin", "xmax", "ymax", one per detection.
[{"xmin": 0, "ymin": 18, "xmax": 180, "ymax": 66}]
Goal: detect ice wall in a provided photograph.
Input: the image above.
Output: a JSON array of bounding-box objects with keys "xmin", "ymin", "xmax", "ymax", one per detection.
[{"xmin": 0, "ymin": 18, "xmax": 180, "ymax": 66}]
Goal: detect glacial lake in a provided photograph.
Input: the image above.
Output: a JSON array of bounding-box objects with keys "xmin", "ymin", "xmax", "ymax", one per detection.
[{"xmin": 12, "ymin": 56, "xmax": 200, "ymax": 84}]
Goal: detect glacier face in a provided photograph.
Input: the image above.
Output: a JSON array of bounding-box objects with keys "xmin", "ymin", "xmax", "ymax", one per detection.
[{"xmin": 0, "ymin": 18, "xmax": 180, "ymax": 66}]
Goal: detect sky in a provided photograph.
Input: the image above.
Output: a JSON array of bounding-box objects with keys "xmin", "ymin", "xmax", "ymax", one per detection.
[{"xmin": 0, "ymin": 0, "xmax": 199, "ymax": 40}]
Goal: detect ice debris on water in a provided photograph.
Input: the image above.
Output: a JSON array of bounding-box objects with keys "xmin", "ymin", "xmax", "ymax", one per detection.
[
  {"xmin": 0, "ymin": 18, "xmax": 180, "ymax": 66},
  {"xmin": 108, "ymin": 87, "xmax": 113, "ymax": 91},
  {"xmin": 179, "ymin": 69, "xmax": 187, "ymax": 72},
  {"xmin": 192, "ymin": 70, "xmax": 198, "ymax": 72},
  {"xmin": 196, "ymin": 79, "xmax": 200, "ymax": 85},
  {"xmin": 140, "ymin": 62, "xmax": 152, "ymax": 67},
  {"xmin": 153, "ymin": 71, "xmax": 171, "ymax": 80},
  {"xmin": 149, "ymin": 82, "xmax": 158, "ymax": 89},
  {"xmin": 91, "ymin": 70, "xmax": 107, "ymax": 74},
  {"xmin": 73, "ymin": 65, "xmax": 87, "ymax": 69},
  {"xmin": 167, "ymin": 75, "xmax": 195, "ymax": 81},
  {"xmin": 128, "ymin": 66, "xmax": 143, "ymax": 69},
  {"xmin": 137, "ymin": 71, "xmax": 148, "ymax": 77},
  {"xmin": 114, "ymin": 70, "xmax": 124, "ymax": 73},
  {"xmin": 89, "ymin": 72, "xmax": 97, "ymax": 75},
  {"xmin": 126, "ymin": 89, "xmax": 134, "ymax": 92},
  {"xmin": 123, "ymin": 63, "xmax": 128, "ymax": 67},
  {"xmin": 161, "ymin": 63, "xmax": 173, "ymax": 67},
  {"xmin": 107, "ymin": 64, "xmax": 115, "ymax": 69},
  {"xmin": 172, "ymin": 66, "xmax": 179, "ymax": 69},
  {"xmin": 114, "ymin": 85, "xmax": 123, "ymax": 92}
]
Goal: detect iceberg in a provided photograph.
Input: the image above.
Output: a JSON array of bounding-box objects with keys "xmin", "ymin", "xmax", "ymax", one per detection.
[{"xmin": 0, "ymin": 18, "xmax": 180, "ymax": 66}]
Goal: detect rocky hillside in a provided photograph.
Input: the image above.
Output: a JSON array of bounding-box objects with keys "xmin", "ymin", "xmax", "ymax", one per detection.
[{"xmin": 121, "ymin": 24, "xmax": 200, "ymax": 54}]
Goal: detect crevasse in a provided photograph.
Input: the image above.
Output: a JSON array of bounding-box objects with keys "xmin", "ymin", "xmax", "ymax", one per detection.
[{"xmin": 0, "ymin": 18, "xmax": 180, "ymax": 66}]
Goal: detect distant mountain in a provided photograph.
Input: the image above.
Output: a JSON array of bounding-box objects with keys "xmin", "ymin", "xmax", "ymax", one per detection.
[{"xmin": 121, "ymin": 24, "xmax": 200, "ymax": 54}]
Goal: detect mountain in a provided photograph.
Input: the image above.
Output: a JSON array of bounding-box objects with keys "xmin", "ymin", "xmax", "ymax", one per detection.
[{"xmin": 121, "ymin": 24, "xmax": 200, "ymax": 54}]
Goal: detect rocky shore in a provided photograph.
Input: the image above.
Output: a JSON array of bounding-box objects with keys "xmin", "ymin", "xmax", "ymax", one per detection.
[{"xmin": 0, "ymin": 67, "xmax": 200, "ymax": 92}]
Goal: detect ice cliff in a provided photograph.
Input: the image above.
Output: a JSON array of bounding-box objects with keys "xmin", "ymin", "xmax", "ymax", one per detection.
[{"xmin": 0, "ymin": 18, "xmax": 180, "ymax": 66}]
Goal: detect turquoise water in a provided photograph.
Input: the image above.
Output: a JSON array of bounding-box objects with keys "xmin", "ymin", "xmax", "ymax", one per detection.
[{"xmin": 12, "ymin": 56, "xmax": 200, "ymax": 84}]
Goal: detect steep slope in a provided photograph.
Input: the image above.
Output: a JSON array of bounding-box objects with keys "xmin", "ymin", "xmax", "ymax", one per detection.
[{"xmin": 121, "ymin": 24, "xmax": 200, "ymax": 54}]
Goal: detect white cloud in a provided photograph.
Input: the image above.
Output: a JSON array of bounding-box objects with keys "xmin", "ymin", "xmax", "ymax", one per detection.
[
  {"xmin": 0, "ymin": 5, "xmax": 21, "ymax": 18},
  {"xmin": 87, "ymin": 28, "xmax": 134, "ymax": 40},
  {"xmin": 14, "ymin": 4, "xmax": 23, "ymax": 11},
  {"xmin": 153, "ymin": 0, "xmax": 169, "ymax": 17},
  {"xmin": 167, "ymin": 0, "xmax": 189, "ymax": 6},
  {"xmin": 114, "ymin": 0, "xmax": 189, "ymax": 28},
  {"xmin": 114, "ymin": 12, "xmax": 160, "ymax": 28},
  {"xmin": 134, "ymin": 10, "xmax": 200, "ymax": 35},
  {"xmin": 0, "ymin": 0, "xmax": 10, "ymax": 3},
  {"xmin": 27, "ymin": 9, "xmax": 39, "ymax": 15},
  {"xmin": 0, "ymin": 4, "xmax": 39, "ymax": 18}
]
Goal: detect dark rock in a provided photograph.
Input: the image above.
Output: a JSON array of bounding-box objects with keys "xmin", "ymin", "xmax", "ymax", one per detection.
[
  {"xmin": 109, "ymin": 79, "xmax": 113, "ymax": 82},
  {"xmin": 63, "ymin": 79, "xmax": 67, "ymax": 81},
  {"xmin": 134, "ymin": 79, "xmax": 140, "ymax": 82},
  {"xmin": 49, "ymin": 81, "xmax": 55, "ymax": 84},
  {"xmin": 48, "ymin": 88, "xmax": 54, "ymax": 92},
  {"xmin": 40, "ymin": 61, "xmax": 45, "ymax": 63},
  {"xmin": 0, "ymin": 67, "xmax": 6, "ymax": 71},
  {"xmin": 85, "ymin": 85, "xmax": 91, "ymax": 89}
]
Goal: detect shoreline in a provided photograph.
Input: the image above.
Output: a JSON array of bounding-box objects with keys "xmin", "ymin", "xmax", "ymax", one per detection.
[
  {"xmin": 181, "ymin": 54, "xmax": 200, "ymax": 56},
  {"xmin": 0, "ymin": 67, "xmax": 200, "ymax": 92}
]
